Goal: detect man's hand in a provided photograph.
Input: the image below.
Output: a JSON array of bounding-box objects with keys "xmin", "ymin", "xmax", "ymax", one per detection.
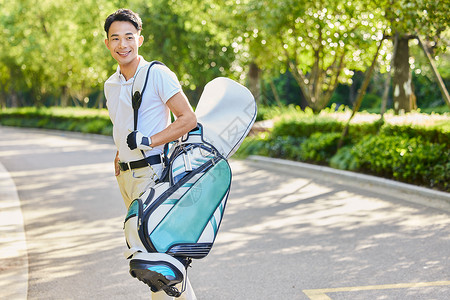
[
  {"xmin": 127, "ymin": 130, "xmax": 153, "ymax": 151},
  {"xmin": 114, "ymin": 151, "xmax": 120, "ymax": 176}
]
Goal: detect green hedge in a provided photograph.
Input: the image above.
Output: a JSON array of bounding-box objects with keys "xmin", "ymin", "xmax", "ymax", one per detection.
[
  {"xmin": 380, "ymin": 124, "xmax": 450, "ymax": 145},
  {"xmin": 236, "ymin": 135, "xmax": 306, "ymax": 161},
  {"xmin": 299, "ymin": 132, "xmax": 344, "ymax": 164},
  {"xmin": 350, "ymin": 135, "xmax": 449, "ymax": 190},
  {"xmin": 2, "ymin": 106, "xmax": 449, "ymax": 191},
  {"xmin": 271, "ymin": 113, "xmax": 449, "ymax": 145},
  {"xmin": 0, "ymin": 107, "xmax": 113, "ymax": 135},
  {"xmin": 238, "ymin": 107, "xmax": 450, "ymax": 192},
  {"xmin": 240, "ymin": 132, "xmax": 449, "ymax": 191}
]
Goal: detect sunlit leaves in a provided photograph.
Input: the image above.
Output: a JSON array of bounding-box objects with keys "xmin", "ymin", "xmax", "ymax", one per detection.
[
  {"xmin": 0, "ymin": 0, "xmax": 115, "ymax": 105},
  {"xmin": 0, "ymin": 0, "xmax": 448, "ymax": 108},
  {"xmin": 232, "ymin": 0, "xmax": 387, "ymax": 110},
  {"xmin": 125, "ymin": 0, "xmax": 237, "ymax": 92}
]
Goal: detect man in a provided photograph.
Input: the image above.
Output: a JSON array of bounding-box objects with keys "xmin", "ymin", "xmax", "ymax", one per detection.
[{"xmin": 103, "ymin": 9, "xmax": 197, "ymax": 300}]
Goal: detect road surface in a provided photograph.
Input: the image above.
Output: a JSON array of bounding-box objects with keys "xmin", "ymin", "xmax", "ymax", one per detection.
[{"xmin": 1, "ymin": 126, "xmax": 449, "ymax": 299}]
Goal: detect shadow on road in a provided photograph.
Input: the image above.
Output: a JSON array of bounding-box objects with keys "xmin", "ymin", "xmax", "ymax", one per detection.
[
  {"xmin": 1, "ymin": 128, "xmax": 152, "ymax": 299},
  {"xmin": 192, "ymin": 160, "xmax": 450, "ymax": 299},
  {"xmin": 1, "ymin": 127, "xmax": 449, "ymax": 299}
]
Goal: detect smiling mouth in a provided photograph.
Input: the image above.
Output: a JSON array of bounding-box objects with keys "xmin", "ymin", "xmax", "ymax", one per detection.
[{"xmin": 117, "ymin": 50, "xmax": 131, "ymax": 56}]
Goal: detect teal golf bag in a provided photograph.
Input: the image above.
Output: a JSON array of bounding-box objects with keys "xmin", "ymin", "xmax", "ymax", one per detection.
[{"xmin": 123, "ymin": 62, "xmax": 257, "ymax": 297}]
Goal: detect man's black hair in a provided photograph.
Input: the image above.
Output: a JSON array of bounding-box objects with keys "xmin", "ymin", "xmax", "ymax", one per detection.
[{"xmin": 104, "ymin": 9, "xmax": 142, "ymax": 37}]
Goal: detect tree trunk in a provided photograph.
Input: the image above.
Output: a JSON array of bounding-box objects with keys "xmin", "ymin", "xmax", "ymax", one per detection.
[
  {"xmin": 392, "ymin": 35, "xmax": 414, "ymax": 114},
  {"xmin": 269, "ymin": 79, "xmax": 283, "ymax": 106},
  {"xmin": 338, "ymin": 37, "xmax": 384, "ymax": 149},
  {"xmin": 248, "ymin": 62, "xmax": 261, "ymax": 104},
  {"xmin": 417, "ymin": 35, "xmax": 450, "ymax": 109},
  {"xmin": 10, "ymin": 90, "xmax": 20, "ymax": 107},
  {"xmin": 380, "ymin": 72, "xmax": 391, "ymax": 116},
  {"xmin": 0, "ymin": 93, "xmax": 5, "ymax": 109},
  {"xmin": 61, "ymin": 86, "xmax": 69, "ymax": 107},
  {"xmin": 380, "ymin": 33, "xmax": 399, "ymax": 117},
  {"xmin": 0, "ymin": 84, "xmax": 6, "ymax": 109},
  {"xmin": 97, "ymin": 93, "xmax": 105, "ymax": 109}
]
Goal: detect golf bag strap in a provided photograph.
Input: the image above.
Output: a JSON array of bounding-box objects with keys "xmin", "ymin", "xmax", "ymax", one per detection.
[
  {"xmin": 131, "ymin": 61, "xmax": 165, "ymax": 131},
  {"xmin": 131, "ymin": 61, "xmax": 165, "ymax": 159}
]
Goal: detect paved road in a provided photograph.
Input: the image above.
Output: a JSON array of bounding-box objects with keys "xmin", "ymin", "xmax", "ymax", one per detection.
[{"xmin": 1, "ymin": 126, "xmax": 449, "ymax": 300}]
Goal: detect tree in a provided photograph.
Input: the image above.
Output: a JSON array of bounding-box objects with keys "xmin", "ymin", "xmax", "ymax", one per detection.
[
  {"xmin": 1, "ymin": 0, "xmax": 448, "ymax": 111},
  {"xmin": 417, "ymin": 35, "xmax": 450, "ymax": 108},
  {"xmin": 380, "ymin": 0, "xmax": 450, "ymax": 113},
  {"xmin": 125, "ymin": 0, "xmax": 238, "ymax": 104},
  {"xmin": 339, "ymin": 36, "xmax": 386, "ymax": 148},
  {"xmin": 232, "ymin": 0, "xmax": 386, "ymax": 112},
  {"xmin": 0, "ymin": 0, "xmax": 116, "ymax": 107}
]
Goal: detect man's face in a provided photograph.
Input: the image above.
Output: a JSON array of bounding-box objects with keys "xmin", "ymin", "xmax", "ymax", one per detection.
[{"xmin": 105, "ymin": 21, "xmax": 143, "ymax": 67}]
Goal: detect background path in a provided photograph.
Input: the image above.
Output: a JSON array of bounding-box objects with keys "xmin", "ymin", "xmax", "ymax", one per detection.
[{"xmin": 1, "ymin": 126, "xmax": 449, "ymax": 299}]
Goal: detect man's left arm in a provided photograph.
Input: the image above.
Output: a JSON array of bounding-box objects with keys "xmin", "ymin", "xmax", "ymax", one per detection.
[
  {"xmin": 127, "ymin": 91, "xmax": 197, "ymax": 150},
  {"xmin": 151, "ymin": 91, "xmax": 197, "ymax": 146}
]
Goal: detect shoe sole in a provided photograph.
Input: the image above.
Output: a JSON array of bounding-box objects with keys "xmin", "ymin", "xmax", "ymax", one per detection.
[{"xmin": 129, "ymin": 259, "xmax": 183, "ymax": 297}]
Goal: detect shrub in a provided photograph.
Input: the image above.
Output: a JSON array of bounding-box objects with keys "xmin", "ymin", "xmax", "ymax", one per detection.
[
  {"xmin": 255, "ymin": 104, "xmax": 305, "ymax": 122},
  {"xmin": 421, "ymin": 105, "xmax": 450, "ymax": 114},
  {"xmin": 347, "ymin": 121, "xmax": 382, "ymax": 141},
  {"xmin": 81, "ymin": 118, "xmax": 113, "ymax": 134},
  {"xmin": 234, "ymin": 134, "xmax": 270, "ymax": 158},
  {"xmin": 268, "ymin": 136, "xmax": 305, "ymax": 160},
  {"xmin": 350, "ymin": 135, "xmax": 449, "ymax": 191},
  {"xmin": 299, "ymin": 132, "xmax": 344, "ymax": 164},
  {"xmin": 270, "ymin": 108, "xmax": 384, "ymax": 142},
  {"xmin": 272, "ymin": 115, "xmax": 343, "ymax": 138},
  {"xmin": 330, "ymin": 146, "xmax": 358, "ymax": 171},
  {"xmin": 2, "ymin": 106, "xmax": 448, "ymax": 191},
  {"xmin": 380, "ymin": 124, "xmax": 450, "ymax": 145},
  {"xmin": 255, "ymin": 105, "xmax": 274, "ymax": 121},
  {"xmin": 0, "ymin": 107, "xmax": 112, "ymax": 135},
  {"xmin": 235, "ymin": 134, "xmax": 306, "ymax": 161}
]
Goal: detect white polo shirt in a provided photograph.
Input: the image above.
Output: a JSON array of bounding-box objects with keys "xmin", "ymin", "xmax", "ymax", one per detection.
[{"xmin": 104, "ymin": 56, "xmax": 181, "ymax": 163}]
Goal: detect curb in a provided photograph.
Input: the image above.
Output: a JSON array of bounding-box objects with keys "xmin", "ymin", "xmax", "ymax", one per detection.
[
  {"xmin": 247, "ymin": 155, "xmax": 450, "ymax": 205},
  {"xmin": 0, "ymin": 162, "xmax": 28, "ymax": 300}
]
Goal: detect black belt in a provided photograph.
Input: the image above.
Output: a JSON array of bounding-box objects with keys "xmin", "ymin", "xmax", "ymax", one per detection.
[{"xmin": 118, "ymin": 155, "xmax": 162, "ymax": 172}]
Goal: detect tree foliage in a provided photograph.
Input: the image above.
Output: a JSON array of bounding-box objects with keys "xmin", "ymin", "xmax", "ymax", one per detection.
[
  {"xmin": 374, "ymin": 0, "xmax": 450, "ymax": 112},
  {"xmin": 0, "ymin": 0, "xmax": 448, "ymax": 111},
  {"xmin": 129, "ymin": 0, "xmax": 238, "ymax": 100},
  {"xmin": 229, "ymin": 0, "xmax": 387, "ymax": 111},
  {"xmin": 0, "ymin": 0, "xmax": 116, "ymax": 107}
]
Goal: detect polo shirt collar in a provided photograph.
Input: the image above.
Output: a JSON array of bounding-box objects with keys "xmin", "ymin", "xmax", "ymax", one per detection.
[{"xmin": 116, "ymin": 56, "xmax": 149, "ymax": 83}]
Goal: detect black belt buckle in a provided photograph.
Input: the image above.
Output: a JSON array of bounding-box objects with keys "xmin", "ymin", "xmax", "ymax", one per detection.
[{"xmin": 118, "ymin": 161, "xmax": 130, "ymax": 172}]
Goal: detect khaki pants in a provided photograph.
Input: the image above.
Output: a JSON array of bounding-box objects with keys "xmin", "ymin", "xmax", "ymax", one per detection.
[
  {"xmin": 116, "ymin": 164, "xmax": 197, "ymax": 300},
  {"xmin": 116, "ymin": 164, "xmax": 163, "ymax": 209}
]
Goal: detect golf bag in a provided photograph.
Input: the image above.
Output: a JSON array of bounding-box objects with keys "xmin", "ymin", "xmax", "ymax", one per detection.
[{"xmin": 123, "ymin": 62, "xmax": 257, "ymax": 297}]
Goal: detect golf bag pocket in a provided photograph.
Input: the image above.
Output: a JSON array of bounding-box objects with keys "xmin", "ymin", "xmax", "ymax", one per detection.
[
  {"xmin": 169, "ymin": 143, "xmax": 215, "ymax": 185},
  {"xmin": 124, "ymin": 198, "xmax": 147, "ymax": 258},
  {"xmin": 147, "ymin": 158, "xmax": 231, "ymax": 257},
  {"xmin": 125, "ymin": 153, "xmax": 232, "ymax": 258}
]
